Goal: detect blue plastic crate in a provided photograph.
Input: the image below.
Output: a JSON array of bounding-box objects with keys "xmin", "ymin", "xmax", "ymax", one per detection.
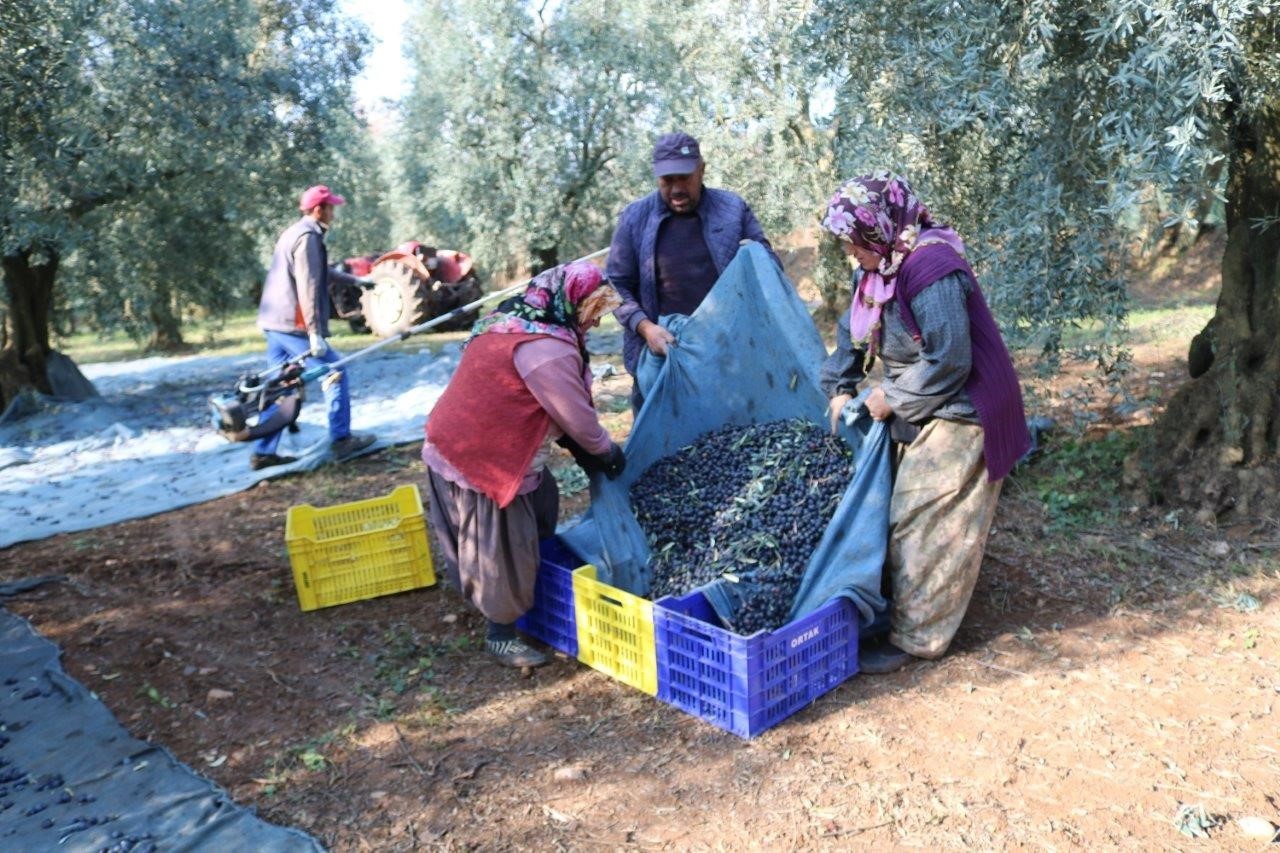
[
  {"xmin": 654, "ymin": 591, "xmax": 860, "ymax": 738},
  {"xmin": 516, "ymin": 537, "xmax": 581, "ymax": 656}
]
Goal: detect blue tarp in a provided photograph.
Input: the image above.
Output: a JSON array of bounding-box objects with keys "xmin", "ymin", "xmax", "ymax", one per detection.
[{"xmin": 561, "ymin": 243, "xmax": 890, "ymax": 627}]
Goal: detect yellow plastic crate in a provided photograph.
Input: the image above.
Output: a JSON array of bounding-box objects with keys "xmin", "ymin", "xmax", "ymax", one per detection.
[
  {"xmin": 285, "ymin": 485, "xmax": 436, "ymax": 611},
  {"xmin": 572, "ymin": 565, "xmax": 657, "ymax": 695}
]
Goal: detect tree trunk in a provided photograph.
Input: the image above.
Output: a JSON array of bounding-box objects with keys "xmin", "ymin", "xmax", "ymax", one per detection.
[
  {"xmin": 812, "ymin": 231, "xmax": 850, "ymax": 323},
  {"xmin": 1136, "ymin": 98, "xmax": 1280, "ymax": 519},
  {"xmin": 147, "ymin": 289, "xmax": 187, "ymax": 352},
  {"xmin": 0, "ymin": 244, "xmax": 59, "ymax": 409},
  {"xmin": 533, "ymin": 246, "xmax": 559, "ymax": 272},
  {"xmin": 0, "ymin": 244, "xmax": 96, "ymax": 409}
]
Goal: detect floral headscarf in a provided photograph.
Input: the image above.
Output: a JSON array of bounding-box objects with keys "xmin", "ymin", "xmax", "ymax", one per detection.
[
  {"xmin": 468, "ymin": 261, "xmax": 618, "ymax": 366},
  {"xmin": 822, "ymin": 171, "xmax": 961, "ymax": 357}
]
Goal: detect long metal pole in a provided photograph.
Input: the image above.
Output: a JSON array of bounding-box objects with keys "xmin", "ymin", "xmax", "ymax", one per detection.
[{"xmin": 303, "ymin": 247, "xmax": 611, "ymax": 380}]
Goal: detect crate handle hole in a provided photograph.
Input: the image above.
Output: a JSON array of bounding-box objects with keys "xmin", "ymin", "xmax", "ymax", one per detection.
[{"xmin": 684, "ymin": 625, "xmax": 716, "ymax": 643}]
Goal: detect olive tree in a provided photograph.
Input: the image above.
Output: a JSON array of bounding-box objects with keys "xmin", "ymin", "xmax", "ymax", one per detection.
[
  {"xmin": 805, "ymin": 0, "xmax": 1280, "ymax": 516},
  {"xmin": 0, "ymin": 0, "xmax": 370, "ymax": 407},
  {"xmin": 397, "ymin": 0, "xmax": 686, "ymax": 277},
  {"xmin": 669, "ymin": 0, "xmax": 844, "ymax": 313},
  {"xmin": 397, "ymin": 0, "xmax": 839, "ymax": 294}
]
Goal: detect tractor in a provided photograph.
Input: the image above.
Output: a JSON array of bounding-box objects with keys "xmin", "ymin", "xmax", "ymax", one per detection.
[{"xmin": 330, "ymin": 241, "xmax": 484, "ymax": 337}]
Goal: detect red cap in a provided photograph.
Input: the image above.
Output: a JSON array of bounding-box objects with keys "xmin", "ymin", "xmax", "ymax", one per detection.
[{"xmin": 298, "ymin": 185, "xmax": 346, "ymax": 212}]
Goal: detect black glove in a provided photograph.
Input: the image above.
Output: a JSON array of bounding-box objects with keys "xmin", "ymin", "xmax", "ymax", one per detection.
[
  {"xmin": 556, "ymin": 436, "xmax": 625, "ymax": 479},
  {"xmin": 597, "ymin": 441, "xmax": 626, "ymax": 480},
  {"xmin": 556, "ymin": 435, "xmax": 604, "ymax": 475}
]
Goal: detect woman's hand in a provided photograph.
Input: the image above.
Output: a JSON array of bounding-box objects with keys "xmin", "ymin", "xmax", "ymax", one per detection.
[
  {"xmin": 866, "ymin": 386, "xmax": 894, "ymax": 421},
  {"xmin": 637, "ymin": 319, "xmax": 676, "ymax": 356},
  {"xmin": 828, "ymin": 393, "xmax": 853, "ymax": 434}
]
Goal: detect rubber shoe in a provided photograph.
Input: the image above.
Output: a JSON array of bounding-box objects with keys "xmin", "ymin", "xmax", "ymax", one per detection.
[
  {"xmin": 858, "ymin": 642, "xmax": 917, "ymax": 674},
  {"xmin": 249, "ymin": 453, "xmax": 297, "ymax": 471},
  {"xmin": 331, "ymin": 432, "xmax": 376, "ymax": 461},
  {"xmin": 485, "ymin": 637, "xmax": 548, "ymax": 668}
]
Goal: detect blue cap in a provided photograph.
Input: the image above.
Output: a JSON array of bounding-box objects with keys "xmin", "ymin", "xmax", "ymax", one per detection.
[{"xmin": 652, "ymin": 132, "xmax": 702, "ymax": 177}]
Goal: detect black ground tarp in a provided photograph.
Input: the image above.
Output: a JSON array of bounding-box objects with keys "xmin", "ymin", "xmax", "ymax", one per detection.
[{"xmin": 0, "ymin": 607, "xmax": 322, "ymax": 852}]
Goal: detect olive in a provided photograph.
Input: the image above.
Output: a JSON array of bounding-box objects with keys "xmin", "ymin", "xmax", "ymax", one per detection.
[{"xmin": 630, "ymin": 420, "xmax": 852, "ymax": 634}]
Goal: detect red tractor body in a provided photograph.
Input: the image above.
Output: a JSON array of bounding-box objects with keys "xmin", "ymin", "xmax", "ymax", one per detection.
[{"xmin": 331, "ymin": 243, "xmax": 483, "ymax": 337}]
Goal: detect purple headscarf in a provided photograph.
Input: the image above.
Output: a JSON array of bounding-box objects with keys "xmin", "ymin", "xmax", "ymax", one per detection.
[{"xmin": 822, "ymin": 171, "xmax": 964, "ymax": 357}]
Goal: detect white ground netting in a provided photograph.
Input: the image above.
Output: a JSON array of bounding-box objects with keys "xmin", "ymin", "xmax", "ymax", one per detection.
[{"xmin": 0, "ymin": 344, "xmax": 462, "ymax": 549}]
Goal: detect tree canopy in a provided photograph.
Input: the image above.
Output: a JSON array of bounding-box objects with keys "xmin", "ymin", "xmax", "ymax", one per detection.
[
  {"xmin": 806, "ymin": 0, "xmax": 1280, "ymax": 512},
  {"xmin": 394, "ymin": 0, "xmax": 831, "ymax": 277},
  {"xmin": 396, "ymin": 0, "xmax": 683, "ymax": 274},
  {"xmin": 0, "ymin": 0, "xmax": 384, "ymax": 402},
  {"xmin": 805, "ymin": 0, "xmax": 1278, "ymax": 366}
]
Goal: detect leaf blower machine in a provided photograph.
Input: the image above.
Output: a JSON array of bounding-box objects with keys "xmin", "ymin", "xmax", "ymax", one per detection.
[
  {"xmin": 209, "ymin": 247, "xmax": 610, "ymax": 442},
  {"xmin": 209, "ymin": 353, "xmax": 311, "ymax": 441}
]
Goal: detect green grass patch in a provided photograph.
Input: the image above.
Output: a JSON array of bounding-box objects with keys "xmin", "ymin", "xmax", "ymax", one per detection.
[
  {"xmin": 1021, "ymin": 429, "xmax": 1140, "ymax": 531},
  {"xmin": 551, "ymin": 460, "xmax": 589, "ymax": 496},
  {"xmin": 354, "ymin": 623, "xmax": 471, "ymax": 722},
  {"xmin": 56, "ymin": 291, "xmax": 627, "ymax": 366},
  {"xmin": 55, "ymin": 308, "xmax": 468, "ymax": 365},
  {"xmin": 138, "ymin": 683, "xmax": 175, "ymax": 709},
  {"xmin": 57, "ymin": 297, "xmax": 626, "ymax": 366},
  {"xmin": 1056, "ymin": 303, "xmax": 1214, "ymax": 349}
]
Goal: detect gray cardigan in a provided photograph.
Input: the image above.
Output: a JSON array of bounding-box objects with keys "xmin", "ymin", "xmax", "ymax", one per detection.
[
  {"xmin": 257, "ymin": 216, "xmax": 331, "ymax": 337},
  {"xmin": 820, "ymin": 271, "xmax": 978, "ymax": 425}
]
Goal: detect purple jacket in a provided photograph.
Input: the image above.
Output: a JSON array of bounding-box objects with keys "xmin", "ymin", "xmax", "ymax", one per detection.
[
  {"xmin": 257, "ymin": 216, "xmax": 331, "ymax": 338},
  {"xmin": 607, "ymin": 187, "xmax": 779, "ymax": 373}
]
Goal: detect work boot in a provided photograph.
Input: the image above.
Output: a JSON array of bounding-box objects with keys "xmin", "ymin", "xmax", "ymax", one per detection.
[
  {"xmin": 331, "ymin": 431, "xmax": 376, "ymax": 461},
  {"xmin": 249, "ymin": 453, "xmax": 297, "ymax": 471},
  {"xmin": 485, "ymin": 637, "xmax": 548, "ymax": 668},
  {"xmin": 858, "ymin": 641, "xmax": 917, "ymax": 674}
]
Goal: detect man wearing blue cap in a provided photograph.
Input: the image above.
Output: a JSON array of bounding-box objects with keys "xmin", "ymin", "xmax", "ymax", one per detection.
[{"xmin": 606, "ymin": 132, "xmax": 781, "ymax": 411}]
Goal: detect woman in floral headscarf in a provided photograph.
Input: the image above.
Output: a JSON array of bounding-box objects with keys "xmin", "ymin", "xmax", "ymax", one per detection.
[
  {"xmin": 423, "ymin": 261, "xmax": 624, "ymax": 669},
  {"xmin": 820, "ymin": 171, "xmax": 1029, "ymax": 673}
]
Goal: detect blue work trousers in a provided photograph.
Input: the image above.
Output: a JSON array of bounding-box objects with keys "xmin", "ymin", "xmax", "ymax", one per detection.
[{"xmin": 253, "ymin": 330, "xmax": 350, "ymax": 455}]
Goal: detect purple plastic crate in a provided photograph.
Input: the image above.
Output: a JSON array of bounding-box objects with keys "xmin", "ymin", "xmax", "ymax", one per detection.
[
  {"xmin": 654, "ymin": 591, "xmax": 860, "ymax": 738},
  {"xmin": 515, "ymin": 537, "xmax": 580, "ymax": 656}
]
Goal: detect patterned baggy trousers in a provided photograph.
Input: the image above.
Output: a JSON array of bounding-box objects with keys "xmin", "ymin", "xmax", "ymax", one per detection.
[{"xmin": 888, "ymin": 419, "xmax": 1002, "ymax": 659}]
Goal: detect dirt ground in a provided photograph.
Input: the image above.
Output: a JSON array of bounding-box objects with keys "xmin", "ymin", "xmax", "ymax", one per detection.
[{"xmin": 2, "ymin": 235, "xmax": 1278, "ymax": 849}]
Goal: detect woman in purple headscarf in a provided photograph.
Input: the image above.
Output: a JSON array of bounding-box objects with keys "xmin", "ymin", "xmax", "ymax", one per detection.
[{"xmin": 819, "ymin": 171, "xmax": 1029, "ymax": 673}]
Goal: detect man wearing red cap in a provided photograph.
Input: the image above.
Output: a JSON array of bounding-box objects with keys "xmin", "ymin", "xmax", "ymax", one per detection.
[{"xmin": 252, "ymin": 185, "xmax": 375, "ymax": 469}]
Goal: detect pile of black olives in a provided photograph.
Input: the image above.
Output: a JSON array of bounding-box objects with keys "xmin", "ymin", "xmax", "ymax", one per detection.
[{"xmin": 631, "ymin": 419, "xmax": 852, "ymax": 634}]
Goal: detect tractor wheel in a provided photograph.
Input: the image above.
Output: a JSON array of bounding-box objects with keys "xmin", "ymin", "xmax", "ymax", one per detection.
[
  {"xmin": 431, "ymin": 275, "xmax": 486, "ymax": 331},
  {"xmin": 361, "ymin": 261, "xmax": 434, "ymax": 338}
]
